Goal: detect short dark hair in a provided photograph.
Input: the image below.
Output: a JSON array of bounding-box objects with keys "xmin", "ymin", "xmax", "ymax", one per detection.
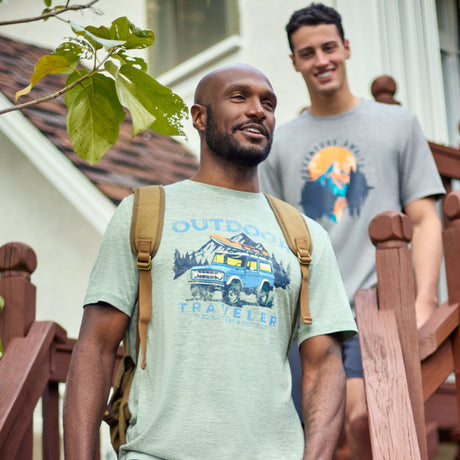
[{"xmin": 286, "ymin": 3, "xmax": 345, "ymax": 52}]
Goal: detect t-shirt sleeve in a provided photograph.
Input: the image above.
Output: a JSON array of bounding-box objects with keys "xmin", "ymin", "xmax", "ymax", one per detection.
[
  {"xmin": 83, "ymin": 195, "xmax": 138, "ymax": 317},
  {"xmin": 399, "ymin": 112, "xmax": 445, "ymax": 206},
  {"xmin": 296, "ymin": 218, "xmax": 357, "ymax": 346}
]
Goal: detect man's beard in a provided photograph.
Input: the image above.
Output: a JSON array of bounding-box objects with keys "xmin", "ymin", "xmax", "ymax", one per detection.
[{"xmin": 205, "ymin": 106, "xmax": 272, "ymax": 168}]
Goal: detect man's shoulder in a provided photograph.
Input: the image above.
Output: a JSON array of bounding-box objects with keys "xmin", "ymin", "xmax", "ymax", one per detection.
[{"xmin": 359, "ymin": 99, "xmax": 416, "ymax": 122}]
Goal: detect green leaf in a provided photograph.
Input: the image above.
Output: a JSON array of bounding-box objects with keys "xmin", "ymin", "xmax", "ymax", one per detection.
[
  {"xmin": 116, "ymin": 65, "xmax": 188, "ymax": 137},
  {"xmin": 70, "ymin": 21, "xmax": 125, "ymax": 50},
  {"xmin": 44, "ymin": 0, "xmax": 52, "ymax": 6},
  {"xmin": 113, "ymin": 51, "xmax": 148, "ymax": 72},
  {"xmin": 84, "ymin": 17, "xmax": 154, "ymax": 51},
  {"xmin": 109, "ymin": 17, "xmax": 155, "ymax": 50},
  {"xmin": 54, "ymin": 41, "xmax": 82, "ymax": 69},
  {"xmin": 15, "ymin": 54, "xmax": 72, "ymax": 100},
  {"xmin": 67, "ymin": 89, "xmax": 121, "ymax": 164},
  {"xmin": 0, "ymin": 295, "xmax": 4, "ymax": 310},
  {"xmin": 0, "ymin": 338, "xmax": 3, "ymax": 360},
  {"xmin": 65, "ymin": 70, "xmax": 125, "ymax": 124}
]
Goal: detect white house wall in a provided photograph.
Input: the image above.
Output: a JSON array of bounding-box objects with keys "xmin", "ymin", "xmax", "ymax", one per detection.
[{"xmin": 1, "ymin": 132, "xmax": 103, "ymax": 338}]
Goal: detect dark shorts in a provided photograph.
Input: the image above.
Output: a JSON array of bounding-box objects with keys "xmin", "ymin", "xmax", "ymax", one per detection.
[{"xmin": 342, "ymin": 334, "xmax": 363, "ymax": 379}]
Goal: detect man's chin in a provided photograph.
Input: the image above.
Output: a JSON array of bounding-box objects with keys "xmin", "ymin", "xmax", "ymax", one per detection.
[{"xmin": 232, "ymin": 148, "xmax": 270, "ymax": 168}]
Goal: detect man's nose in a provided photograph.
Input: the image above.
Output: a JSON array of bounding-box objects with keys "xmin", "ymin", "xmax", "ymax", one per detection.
[
  {"xmin": 314, "ymin": 50, "xmax": 329, "ymax": 67},
  {"xmin": 246, "ymin": 99, "xmax": 266, "ymax": 119}
]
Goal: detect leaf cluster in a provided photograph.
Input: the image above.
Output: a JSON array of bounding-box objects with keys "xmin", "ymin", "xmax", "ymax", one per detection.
[{"xmin": 15, "ymin": 15, "xmax": 188, "ymax": 164}]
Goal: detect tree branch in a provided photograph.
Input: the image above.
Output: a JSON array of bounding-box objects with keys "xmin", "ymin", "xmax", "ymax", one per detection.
[
  {"xmin": 0, "ymin": 0, "xmax": 100, "ymax": 26},
  {"xmin": 0, "ymin": 71, "xmax": 98, "ymax": 115}
]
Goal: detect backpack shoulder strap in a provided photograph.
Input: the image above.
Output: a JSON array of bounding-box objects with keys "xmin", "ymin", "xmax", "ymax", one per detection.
[
  {"xmin": 130, "ymin": 185, "xmax": 165, "ymax": 369},
  {"xmin": 264, "ymin": 194, "xmax": 313, "ymax": 327}
]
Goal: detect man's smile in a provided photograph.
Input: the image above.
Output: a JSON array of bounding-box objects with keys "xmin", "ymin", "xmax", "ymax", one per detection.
[{"xmin": 234, "ymin": 122, "xmax": 269, "ymax": 140}]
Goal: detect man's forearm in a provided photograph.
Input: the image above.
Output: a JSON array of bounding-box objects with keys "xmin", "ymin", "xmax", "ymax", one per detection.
[
  {"xmin": 301, "ymin": 339, "xmax": 345, "ymax": 459},
  {"xmin": 411, "ymin": 213, "xmax": 442, "ymax": 327},
  {"xmin": 63, "ymin": 340, "xmax": 116, "ymax": 459},
  {"xmin": 405, "ymin": 198, "xmax": 443, "ymax": 327}
]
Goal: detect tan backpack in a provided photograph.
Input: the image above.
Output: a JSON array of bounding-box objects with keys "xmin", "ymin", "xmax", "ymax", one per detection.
[{"xmin": 103, "ymin": 185, "xmax": 312, "ymax": 454}]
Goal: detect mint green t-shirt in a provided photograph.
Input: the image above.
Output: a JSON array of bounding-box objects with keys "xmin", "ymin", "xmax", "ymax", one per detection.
[{"xmin": 85, "ymin": 180, "xmax": 356, "ymax": 460}]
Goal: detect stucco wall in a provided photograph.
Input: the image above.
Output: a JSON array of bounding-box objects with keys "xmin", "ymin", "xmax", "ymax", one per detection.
[{"xmin": 1, "ymin": 132, "xmax": 104, "ymax": 338}]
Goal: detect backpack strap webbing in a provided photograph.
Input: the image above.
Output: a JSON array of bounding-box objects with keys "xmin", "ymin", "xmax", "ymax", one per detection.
[
  {"xmin": 130, "ymin": 185, "xmax": 165, "ymax": 369},
  {"xmin": 264, "ymin": 194, "xmax": 313, "ymax": 327}
]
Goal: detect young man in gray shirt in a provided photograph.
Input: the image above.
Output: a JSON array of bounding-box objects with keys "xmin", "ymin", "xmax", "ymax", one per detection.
[{"xmin": 260, "ymin": 4, "xmax": 444, "ymax": 459}]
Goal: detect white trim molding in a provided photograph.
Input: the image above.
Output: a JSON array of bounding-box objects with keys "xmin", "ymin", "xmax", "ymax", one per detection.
[
  {"xmin": 376, "ymin": 0, "xmax": 449, "ymax": 143},
  {"xmin": 0, "ymin": 93, "xmax": 115, "ymax": 235}
]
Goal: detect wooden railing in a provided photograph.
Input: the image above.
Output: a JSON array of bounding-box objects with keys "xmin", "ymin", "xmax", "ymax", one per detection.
[
  {"xmin": 355, "ymin": 189, "xmax": 460, "ymax": 459},
  {"xmin": 0, "ymin": 242, "xmax": 76, "ymax": 460},
  {"xmin": 354, "ymin": 76, "xmax": 460, "ymax": 459}
]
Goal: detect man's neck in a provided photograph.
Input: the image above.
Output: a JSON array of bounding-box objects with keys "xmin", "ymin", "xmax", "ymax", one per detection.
[
  {"xmin": 308, "ymin": 91, "xmax": 361, "ymax": 117},
  {"xmin": 190, "ymin": 162, "xmax": 260, "ymax": 193}
]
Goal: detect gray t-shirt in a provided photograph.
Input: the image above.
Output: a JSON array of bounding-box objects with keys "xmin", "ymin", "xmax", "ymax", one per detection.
[
  {"xmin": 85, "ymin": 180, "xmax": 357, "ymax": 459},
  {"xmin": 260, "ymin": 100, "xmax": 445, "ymax": 304}
]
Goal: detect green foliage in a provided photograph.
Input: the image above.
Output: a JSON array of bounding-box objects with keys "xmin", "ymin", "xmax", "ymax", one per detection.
[{"xmin": 15, "ymin": 16, "xmax": 188, "ymax": 165}]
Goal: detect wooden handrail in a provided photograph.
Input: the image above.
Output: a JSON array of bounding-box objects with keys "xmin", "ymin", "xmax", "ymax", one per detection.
[
  {"xmin": 0, "ymin": 242, "xmax": 123, "ymax": 459},
  {"xmin": 355, "ymin": 189, "xmax": 460, "ymax": 459},
  {"xmin": 355, "ymin": 211, "xmax": 428, "ymax": 459},
  {"xmin": 0, "ymin": 321, "xmax": 65, "ymax": 459},
  {"xmin": 355, "ymin": 287, "xmax": 422, "ymax": 459}
]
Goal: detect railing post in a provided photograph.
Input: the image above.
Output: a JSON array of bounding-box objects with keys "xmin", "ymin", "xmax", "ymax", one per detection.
[
  {"xmin": 370, "ymin": 75, "xmax": 401, "ymax": 105},
  {"xmin": 0, "ymin": 242, "xmax": 37, "ymax": 460},
  {"xmin": 0, "ymin": 242, "xmax": 37, "ymax": 349},
  {"xmin": 368, "ymin": 211, "xmax": 428, "ymax": 460},
  {"xmin": 443, "ymin": 190, "xmax": 460, "ymax": 305},
  {"xmin": 442, "ymin": 190, "xmax": 460, "ymax": 434}
]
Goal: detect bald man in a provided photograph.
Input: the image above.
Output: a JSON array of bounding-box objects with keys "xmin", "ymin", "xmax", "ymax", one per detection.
[{"xmin": 63, "ymin": 64, "xmax": 356, "ymax": 460}]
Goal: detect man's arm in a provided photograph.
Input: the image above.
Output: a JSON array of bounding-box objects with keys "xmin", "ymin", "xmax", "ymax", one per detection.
[
  {"xmin": 404, "ymin": 197, "xmax": 443, "ymax": 328},
  {"xmin": 63, "ymin": 303, "xmax": 130, "ymax": 460},
  {"xmin": 300, "ymin": 333, "xmax": 345, "ymax": 460}
]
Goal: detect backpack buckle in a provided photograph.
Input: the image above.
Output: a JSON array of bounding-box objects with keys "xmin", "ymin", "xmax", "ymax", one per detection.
[
  {"xmin": 136, "ymin": 253, "xmax": 152, "ymax": 270},
  {"xmin": 297, "ymin": 249, "xmax": 311, "ymax": 265}
]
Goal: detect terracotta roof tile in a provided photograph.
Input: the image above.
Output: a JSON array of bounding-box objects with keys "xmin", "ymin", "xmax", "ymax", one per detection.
[{"xmin": 0, "ymin": 34, "xmax": 198, "ymax": 205}]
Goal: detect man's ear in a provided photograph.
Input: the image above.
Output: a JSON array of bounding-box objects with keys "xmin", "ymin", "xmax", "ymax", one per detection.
[
  {"xmin": 344, "ymin": 39, "xmax": 351, "ymax": 60},
  {"xmin": 191, "ymin": 104, "xmax": 206, "ymax": 132},
  {"xmin": 289, "ymin": 53, "xmax": 300, "ymax": 72}
]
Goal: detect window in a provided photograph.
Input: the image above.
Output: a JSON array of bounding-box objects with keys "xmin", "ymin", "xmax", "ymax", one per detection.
[
  {"xmin": 260, "ymin": 261, "xmax": 272, "ymax": 273},
  {"xmin": 436, "ymin": 0, "xmax": 460, "ymax": 146},
  {"xmin": 147, "ymin": 0, "xmax": 239, "ymax": 76}
]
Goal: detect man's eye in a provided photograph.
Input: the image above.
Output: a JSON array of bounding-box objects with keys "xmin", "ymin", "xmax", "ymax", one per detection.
[
  {"xmin": 231, "ymin": 94, "xmax": 245, "ymax": 100},
  {"xmin": 263, "ymin": 101, "xmax": 275, "ymax": 110}
]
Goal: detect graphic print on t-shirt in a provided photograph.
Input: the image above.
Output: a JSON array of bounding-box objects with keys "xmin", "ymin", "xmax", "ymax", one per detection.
[
  {"xmin": 301, "ymin": 140, "xmax": 372, "ymax": 223},
  {"xmin": 173, "ymin": 232, "xmax": 291, "ymax": 309}
]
